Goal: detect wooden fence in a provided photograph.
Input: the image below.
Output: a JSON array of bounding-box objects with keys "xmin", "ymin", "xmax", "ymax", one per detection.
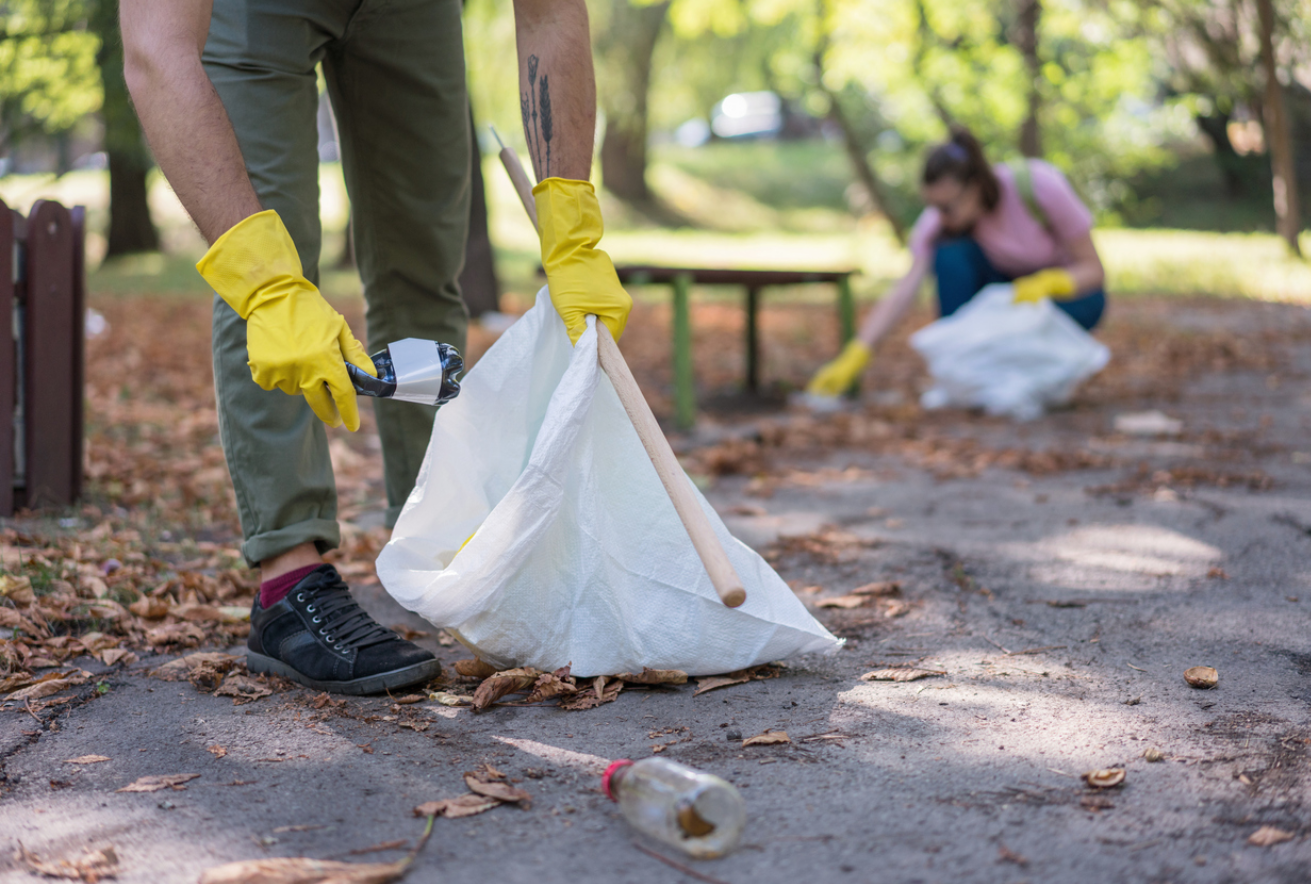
[{"xmin": 1, "ymin": 199, "xmax": 86, "ymax": 516}]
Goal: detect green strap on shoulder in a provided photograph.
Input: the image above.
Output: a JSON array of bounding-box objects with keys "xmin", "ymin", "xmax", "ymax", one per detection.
[{"xmin": 1007, "ymin": 159, "xmax": 1049, "ymax": 230}]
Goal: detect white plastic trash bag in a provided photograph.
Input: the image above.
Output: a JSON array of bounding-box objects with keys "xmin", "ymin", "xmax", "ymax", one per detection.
[
  {"xmin": 376, "ymin": 287, "xmax": 842, "ymax": 677},
  {"xmin": 910, "ymin": 283, "xmax": 1110, "ymax": 421}
]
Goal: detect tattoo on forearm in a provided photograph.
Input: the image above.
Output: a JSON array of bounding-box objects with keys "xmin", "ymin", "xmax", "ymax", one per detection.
[
  {"xmin": 527, "ymin": 55, "xmax": 541, "ymax": 173},
  {"xmin": 521, "ymin": 54, "xmax": 555, "ymax": 180},
  {"xmin": 539, "ymin": 74, "xmax": 553, "ymax": 178}
]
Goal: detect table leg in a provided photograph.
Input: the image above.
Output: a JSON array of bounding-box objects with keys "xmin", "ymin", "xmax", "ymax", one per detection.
[
  {"xmin": 838, "ymin": 275, "xmax": 855, "ymax": 343},
  {"xmin": 745, "ymin": 285, "xmax": 760, "ymax": 393},
  {"xmin": 672, "ymin": 273, "xmax": 695, "ymax": 430}
]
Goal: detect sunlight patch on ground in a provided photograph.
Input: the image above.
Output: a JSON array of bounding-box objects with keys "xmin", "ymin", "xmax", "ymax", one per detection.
[{"xmin": 1005, "ymin": 524, "xmax": 1223, "ymax": 582}]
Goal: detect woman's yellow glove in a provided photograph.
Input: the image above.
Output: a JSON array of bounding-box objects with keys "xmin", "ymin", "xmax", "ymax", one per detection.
[
  {"xmin": 534, "ymin": 178, "xmax": 632, "ymax": 345},
  {"xmin": 1012, "ymin": 268, "xmax": 1077, "ymax": 304},
  {"xmin": 196, "ymin": 210, "xmax": 375, "ymax": 431},
  {"xmin": 806, "ymin": 340, "xmax": 872, "ymax": 397}
]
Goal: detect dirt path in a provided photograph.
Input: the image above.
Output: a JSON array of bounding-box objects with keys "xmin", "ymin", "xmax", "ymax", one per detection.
[{"xmin": 3, "ymin": 295, "xmax": 1311, "ymax": 883}]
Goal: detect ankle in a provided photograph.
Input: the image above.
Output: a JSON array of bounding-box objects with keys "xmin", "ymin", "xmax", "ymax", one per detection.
[{"xmin": 259, "ymin": 563, "xmax": 322, "ymax": 608}]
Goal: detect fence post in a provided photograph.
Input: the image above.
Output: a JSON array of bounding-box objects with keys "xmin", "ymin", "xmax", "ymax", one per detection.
[
  {"xmin": 19, "ymin": 200, "xmax": 79, "ymax": 510},
  {"xmin": 0, "ymin": 202, "xmax": 14, "ymax": 516}
]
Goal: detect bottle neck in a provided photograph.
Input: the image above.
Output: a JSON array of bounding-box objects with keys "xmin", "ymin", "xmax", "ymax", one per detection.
[{"xmin": 602, "ymin": 759, "xmax": 634, "ymax": 801}]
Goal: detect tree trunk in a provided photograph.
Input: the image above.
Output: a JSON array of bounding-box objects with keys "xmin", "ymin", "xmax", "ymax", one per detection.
[
  {"xmin": 825, "ymin": 97, "xmax": 906, "ymax": 246},
  {"xmin": 92, "ymin": 0, "xmax": 158, "ymax": 257},
  {"xmin": 1195, "ymin": 111, "xmax": 1245, "ymax": 198},
  {"xmin": 814, "ymin": 0, "xmax": 906, "ymax": 245},
  {"xmin": 459, "ymin": 100, "xmax": 499, "ymax": 317},
  {"xmin": 1255, "ymin": 0, "xmax": 1301, "ymax": 255},
  {"xmin": 1015, "ymin": 0, "xmax": 1043, "ymax": 157},
  {"xmin": 596, "ymin": 0, "xmax": 669, "ymax": 205}
]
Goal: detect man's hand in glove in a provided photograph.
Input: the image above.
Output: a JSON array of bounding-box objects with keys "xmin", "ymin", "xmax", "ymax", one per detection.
[
  {"xmin": 806, "ymin": 340, "xmax": 872, "ymax": 398},
  {"xmin": 534, "ymin": 178, "xmax": 632, "ymax": 345},
  {"xmin": 1012, "ymin": 267, "xmax": 1077, "ymax": 304},
  {"xmin": 196, "ymin": 210, "xmax": 376, "ymax": 431}
]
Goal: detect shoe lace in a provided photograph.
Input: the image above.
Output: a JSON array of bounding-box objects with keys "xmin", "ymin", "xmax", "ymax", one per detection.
[{"xmin": 300, "ymin": 568, "xmax": 397, "ymax": 651}]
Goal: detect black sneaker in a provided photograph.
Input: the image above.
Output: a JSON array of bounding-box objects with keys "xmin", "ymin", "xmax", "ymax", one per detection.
[{"xmin": 246, "ymin": 564, "xmax": 441, "ymax": 695}]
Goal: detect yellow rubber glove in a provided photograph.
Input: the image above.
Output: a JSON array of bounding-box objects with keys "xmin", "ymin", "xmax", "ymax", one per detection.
[
  {"xmin": 1012, "ymin": 267, "xmax": 1077, "ymax": 304},
  {"xmin": 806, "ymin": 340, "xmax": 872, "ymax": 397},
  {"xmin": 196, "ymin": 210, "xmax": 375, "ymax": 431},
  {"xmin": 534, "ymin": 178, "xmax": 632, "ymax": 345}
]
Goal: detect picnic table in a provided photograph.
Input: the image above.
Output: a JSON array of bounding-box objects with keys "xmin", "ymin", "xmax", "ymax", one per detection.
[{"xmin": 612, "ymin": 265, "xmax": 858, "ymax": 428}]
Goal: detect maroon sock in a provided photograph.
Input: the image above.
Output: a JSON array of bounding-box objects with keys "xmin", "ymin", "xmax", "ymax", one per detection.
[{"xmin": 259, "ymin": 564, "xmax": 322, "ymax": 608}]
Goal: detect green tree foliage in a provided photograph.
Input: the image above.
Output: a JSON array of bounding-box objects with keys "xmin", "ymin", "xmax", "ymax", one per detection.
[{"xmin": 0, "ymin": 0, "xmax": 100, "ymax": 151}]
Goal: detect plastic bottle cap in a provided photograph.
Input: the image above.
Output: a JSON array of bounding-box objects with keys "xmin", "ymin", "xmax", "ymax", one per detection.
[{"xmin": 602, "ymin": 759, "xmax": 634, "ymax": 801}]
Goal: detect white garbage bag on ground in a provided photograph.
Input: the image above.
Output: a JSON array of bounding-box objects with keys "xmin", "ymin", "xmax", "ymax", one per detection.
[
  {"xmin": 910, "ymin": 283, "xmax": 1110, "ymax": 421},
  {"xmin": 377, "ymin": 287, "xmax": 842, "ymax": 677}
]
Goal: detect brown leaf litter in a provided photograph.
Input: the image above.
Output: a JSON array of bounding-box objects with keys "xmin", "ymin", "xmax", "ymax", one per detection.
[
  {"xmin": 1248, "ymin": 826, "xmax": 1295, "ymax": 847},
  {"xmin": 692, "ymin": 664, "xmax": 784, "ymax": 696},
  {"xmin": 861, "ymin": 666, "xmax": 946, "ymax": 683},
  {"xmin": 151, "ymin": 652, "xmax": 286, "ymax": 704},
  {"xmin": 1082, "ymin": 769, "xmax": 1126, "ymax": 789},
  {"xmin": 116, "ymin": 773, "xmax": 201, "ymax": 793},
  {"xmin": 15, "ymin": 843, "xmax": 119, "ymax": 882},
  {"xmin": 454, "ymin": 662, "xmax": 698, "ymax": 713},
  {"xmin": 743, "ymin": 730, "xmax": 791, "ymax": 747}
]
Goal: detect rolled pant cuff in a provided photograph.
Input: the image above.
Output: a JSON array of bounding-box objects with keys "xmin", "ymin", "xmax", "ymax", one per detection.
[{"xmin": 242, "ymin": 519, "xmax": 341, "ymax": 569}]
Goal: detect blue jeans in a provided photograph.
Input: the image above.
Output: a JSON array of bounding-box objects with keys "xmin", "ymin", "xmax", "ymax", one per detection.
[{"xmin": 933, "ymin": 237, "xmax": 1106, "ymax": 331}]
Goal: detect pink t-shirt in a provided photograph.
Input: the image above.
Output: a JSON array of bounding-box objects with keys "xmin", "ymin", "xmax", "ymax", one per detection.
[{"xmin": 909, "ymin": 160, "xmax": 1093, "ymax": 277}]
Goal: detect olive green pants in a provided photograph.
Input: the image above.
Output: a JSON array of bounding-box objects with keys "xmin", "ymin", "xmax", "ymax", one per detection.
[{"xmin": 203, "ymin": 0, "xmax": 471, "ymax": 567}]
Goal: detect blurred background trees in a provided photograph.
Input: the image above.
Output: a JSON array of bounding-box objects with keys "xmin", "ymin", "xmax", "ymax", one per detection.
[{"xmin": 2, "ymin": 0, "xmax": 1308, "ymax": 265}]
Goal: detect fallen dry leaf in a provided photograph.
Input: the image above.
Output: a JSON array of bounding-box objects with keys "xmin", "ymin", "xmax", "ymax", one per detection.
[
  {"xmin": 127, "ymin": 597, "xmax": 169, "ymax": 619},
  {"xmin": 861, "ymin": 667, "xmax": 946, "ymax": 682},
  {"xmin": 0, "ymin": 573, "xmax": 35, "ymax": 601},
  {"xmin": 615, "ymin": 668, "xmax": 688, "ymax": 686},
  {"xmin": 524, "ymin": 666, "xmax": 578, "ymax": 703},
  {"xmin": 1082, "ymin": 768, "xmax": 1126, "ymax": 789},
  {"xmin": 850, "ymin": 581, "xmax": 901, "ymax": 597},
  {"xmin": 5, "ymin": 671, "xmax": 89, "ymax": 702},
  {"xmin": 198, "ymin": 856, "xmax": 409, "ymax": 884},
  {"xmin": 743, "ymin": 730, "xmax": 790, "ymax": 747},
  {"xmin": 816, "ymin": 595, "xmax": 870, "ymax": 609},
  {"xmin": 413, "ymin": 793, "xmax": 501, "ymax": 820},
  {"xmin": 16, "ymin": 843, "xmax": 119, "ymax": 882},
  {"xmin": 117, "ymin": 773, "xmax": 200, "ymax": 793},
  {"xmin": 150, "ymin": 653, "xmax": 242, "ymax": 681},
  {"xmin": 1248, "ymin": 826, "xmax": 1295, "ymax": 847},
  {"xmin": 559, "ymin": 676, "xmax": 622, "ymax": 711},
  {"xmin": 464, "ymin": 772, "xmax": 532, "ymax": 807},
  {"xmin": 692, "ymin": 674, "xmax": 751, "ymax": 695},
  {"xmin": 1184, "ymin": 666, "xmax": 1218, "ymax": 689},
  {"xmin": 453, "ymin": 659, "xmax": 499, "ymax": 680},
  {"xmin": 692, "ymin": 664, "xmax": 783, "ymax": 697},
  {"xmin": 427, "ymin": 692, "xmax": 471, "ymax": 707},
  {"xmin": 0, "ymin": 672, "xmax": 37, "ymax": 694},
  {"xmin": 214, "ymin": 673, "xmax": 273, "ymax": 705},
  {"xmin": 65, "ymin": 755, "xmax": 111, "ymax": 765},
  {"xmin": 471, "ymin": 668, "xmax": 539, "ymax": 712},
  {"xmin": 98, "ymin": 649, "xmax": 136, "ymax": 668}
]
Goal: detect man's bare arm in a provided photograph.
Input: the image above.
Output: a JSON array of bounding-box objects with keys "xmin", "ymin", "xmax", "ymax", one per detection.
[
  {"xmin": 120, "ymin": 0, "xmax": 261, "ymax": 244},
  {"xmin": 512, "ymin": 0, "xmax": 594, "ymax": 182}
]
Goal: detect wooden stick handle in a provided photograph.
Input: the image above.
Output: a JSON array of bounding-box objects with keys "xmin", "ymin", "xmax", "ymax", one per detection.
[
  {"xmin": 494, "ymin": 139, "xmax": 747, "ymax": 608},
  {"xmin": 499, "ymin": 147, "xmax": 539, "ymax": 230},
  {"xmin": 595, "ymin": 323, "xmax": 746, "ymax": 607}
]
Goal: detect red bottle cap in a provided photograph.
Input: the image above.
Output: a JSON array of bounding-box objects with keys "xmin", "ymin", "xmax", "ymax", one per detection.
[{"xmin": 602, "ymin": 759, "xmax": 634, "ymax": 801}]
